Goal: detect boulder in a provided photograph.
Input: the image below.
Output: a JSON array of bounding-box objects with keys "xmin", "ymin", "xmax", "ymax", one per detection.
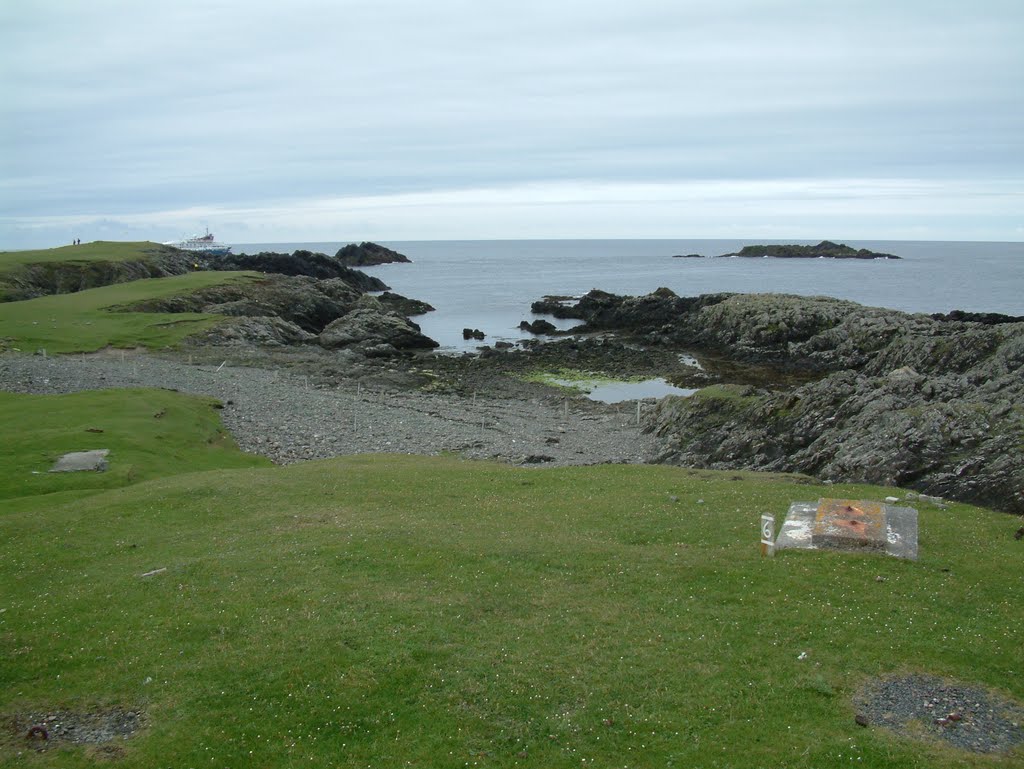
[
  {"xmin": 462, "ymin": 328, "xmax": 486, "ymax": 340},
  {"xmin": 318, "ymin": 308, "xmax": 438, "ymax": 353}
]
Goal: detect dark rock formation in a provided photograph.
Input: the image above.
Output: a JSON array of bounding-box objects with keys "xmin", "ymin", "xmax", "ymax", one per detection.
[
  {"xmin": 376, "ymin": 292, "xmax": 434, "ymax": 316},
  {"xmin": 550, "ymin": 288, "xmax": 1023, "ymax": 513},
  {"xmin": 530, "ymin": 296, "xmax": 584, "ymax": 320},
  {"xmin": 334, "ymin": 242, "xmax": 411, "ymax": 266},
  {"xmin": 462, "ymin": 328, "xmax": 486, "ymax": 340},
  {"xmin": 519, "ymin": 319, "xmax": 558, "ymax": 335},
  {"xmin": 716, "ymin": 241, "xmax": 901, "ymax": 260},
  {"xmin": 214, "ymin": 250, "xmax": 388, "ymax": 291},
  {"xmin": 672, "ymin": 253, "xmax": 705, "ymax": 259}
]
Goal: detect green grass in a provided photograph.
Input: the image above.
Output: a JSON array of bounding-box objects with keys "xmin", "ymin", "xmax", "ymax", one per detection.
[
  {"xmin": 0, "ymin": 389, "xmax": 270, "ymax": 502},
  {"xmin": 0, "ymin": 242, "xmax": 167, "ymax": 273},
  {"xmin": 1, "ymin": 392, "xmax": 1022, "ymax": 767},
  {"xmin": 0, "ymin": 271, "xmax": 261, "ymax": 353}
]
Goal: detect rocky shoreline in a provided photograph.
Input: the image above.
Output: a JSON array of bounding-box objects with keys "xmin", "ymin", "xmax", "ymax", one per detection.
[
  {"xmin": 2, "ymin": 242, "xmax": 1021, "ymax": 513},
  {"xmin": 540, "ymin": 289, "xmax": 1024, "ymax": 514}
]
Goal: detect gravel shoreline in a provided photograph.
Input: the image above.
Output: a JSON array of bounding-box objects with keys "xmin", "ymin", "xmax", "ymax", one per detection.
[{"xmin": 0, "ymin": 351, "xmax": 659, "ymax": 467}]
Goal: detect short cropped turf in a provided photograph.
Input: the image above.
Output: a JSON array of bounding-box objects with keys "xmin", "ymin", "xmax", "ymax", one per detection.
[
  {"xmin": 1, "ymin": 394, "xmax": 1021, "ymax": 768},
  {"xmin": 0, "ymin": 242, "xmax": 169, "ymax": 272},
  {"xmin": 0, "ymin": 271, "xmax": 261, "ymax": 353}
]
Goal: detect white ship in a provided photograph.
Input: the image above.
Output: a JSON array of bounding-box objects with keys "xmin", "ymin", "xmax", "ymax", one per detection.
[{"xmin": 166, "ymin": 229, "xmax": 232, "ymax": 256}]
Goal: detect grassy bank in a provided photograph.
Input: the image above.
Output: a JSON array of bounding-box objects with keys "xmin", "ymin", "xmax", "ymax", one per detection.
[
  {"xmin": 0, "ymin": 242, "xmax": 169, "ymax": 272},
  {"xmin": 0, "ymin": 271, "xmax": 260, "ymax": 353},
  {"xmin": 1, "ymin": 393, "xmax": 1021, "ymax": 768}
]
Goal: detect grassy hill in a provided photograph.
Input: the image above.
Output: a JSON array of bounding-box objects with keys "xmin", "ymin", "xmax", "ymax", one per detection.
[
  {"xmin": 0, "ymin": 271, "xmax": 262, "ymax": 353},
  {"xmin": 0, "ymin": 242, "xmax": 172, "ymax": 271},
  {"xmin": 1, "ymin": 392, "xmax": 1021, "ymax": 768}
]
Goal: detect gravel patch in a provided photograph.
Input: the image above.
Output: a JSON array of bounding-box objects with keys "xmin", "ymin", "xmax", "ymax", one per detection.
[
  {"xmin": 3, "ymin": 707, "xmax": 144, "ymax": 749},
  {"xmin": 854, "ymin": 674, "xmax": 1024, "ymax": 754},
  {"xmin": 0, "ymin": 352, "xmax": 659, "ymax": 467}
]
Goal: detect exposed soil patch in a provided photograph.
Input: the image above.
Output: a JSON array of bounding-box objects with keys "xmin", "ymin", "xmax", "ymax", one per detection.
[
  {"xmin": 854, "ymin": 674, "xmax": 1024, "ymax": 754},
  {"xmin": 2, "ymin": 706, "xmax": 145, "ymax": 751}
]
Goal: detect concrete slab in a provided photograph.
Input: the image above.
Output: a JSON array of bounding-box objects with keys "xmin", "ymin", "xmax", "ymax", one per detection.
[
  {"xmin": 776, "ymin": 498, "xmax": 918, "ymax": 560},
  {"xmin": 49, "ymin": 449, "xmax": 109, "ymax": 473}
]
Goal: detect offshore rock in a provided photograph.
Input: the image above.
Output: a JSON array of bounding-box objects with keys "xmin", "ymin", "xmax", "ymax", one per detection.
[
  {"xmin": 715, "ymin": 241, "xmax": 901, "ymax": 259},
  {"xmin": 519, "ymin": 319, "xmax": 558, "ymax": 335},
  {"xmin": 334, "ymin": 242, "xmax": 411, "ymax": 266}
]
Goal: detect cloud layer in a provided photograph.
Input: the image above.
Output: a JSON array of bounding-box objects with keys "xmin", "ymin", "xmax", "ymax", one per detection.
[{"xmin": 2, "ymin": 0, "xmax": 1022, "ymax": 246}]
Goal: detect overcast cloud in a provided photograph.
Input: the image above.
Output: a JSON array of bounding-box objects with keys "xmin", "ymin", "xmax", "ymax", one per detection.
[{"xmin": 2, "ymin": 0, "xmax": 1022, "ymax": 247}]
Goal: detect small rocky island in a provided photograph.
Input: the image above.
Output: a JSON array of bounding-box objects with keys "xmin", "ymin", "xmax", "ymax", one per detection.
[
  {"xmin": 334, "ymin": 241, "xmax": 411, "ymax": 266},
  {"xmin": 673, "ymin": 241, "xmax": 901, "ymax": 260}
]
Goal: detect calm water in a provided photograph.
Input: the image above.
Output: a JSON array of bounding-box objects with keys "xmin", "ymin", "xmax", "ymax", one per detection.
[{"xmin": 236, "ymin": 239, "xmax": 1024, "ymax": 351}]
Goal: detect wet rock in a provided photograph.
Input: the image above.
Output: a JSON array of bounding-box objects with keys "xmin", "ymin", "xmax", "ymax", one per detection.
[
  {"xmin": 519, "ymin": 319, "xmax": 557, "ymax": 335},
  {"xmin": 463, "ymin": 328, "xmax": 486, "ymax": 340}
]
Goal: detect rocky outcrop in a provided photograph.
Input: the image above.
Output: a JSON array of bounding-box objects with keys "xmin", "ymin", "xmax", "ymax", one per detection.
[
  {"xmin": 196, "ymin": 316, "xmax": 315, "ymax": 347},
  {"xmin": 716, "ymin": 241, "xmax": 901, "ymax": 259},
  {"xmin": 550, "ymin": 288, "xmax": 1023, "ymax": 513},
  {"xmin": 649, "ymin": 356, "xmax": 1024, "ymax": 513},
  {"xmin": 334, "ymin": 242, "xmax": 411, "ymax": 266},
  {"xmin": 126, "ymin": 273, "xmax": 439, "ymax": 357},
  {"xmin": 214, "ymin": 250, "xmax": 388, "ymax": 291},
  {"xmin": 126, "ymin": 275, "xmax": 355, "ymax": 334}
]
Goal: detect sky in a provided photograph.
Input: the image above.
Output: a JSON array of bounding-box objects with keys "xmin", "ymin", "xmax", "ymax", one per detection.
[{"xmin": 1, "ymin": 0, "xmax": 1022, "ymax": 248}]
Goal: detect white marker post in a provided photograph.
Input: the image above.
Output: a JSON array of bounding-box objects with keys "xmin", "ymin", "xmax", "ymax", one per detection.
[{"xmin": 760, "ymin": 514, "xmax": 775, "ymax": 558}]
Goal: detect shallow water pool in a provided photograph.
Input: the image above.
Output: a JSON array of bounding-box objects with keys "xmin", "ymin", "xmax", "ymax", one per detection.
[{"xmin": 552, "ymin": 377, "xmax": 699, "ymax": 404}]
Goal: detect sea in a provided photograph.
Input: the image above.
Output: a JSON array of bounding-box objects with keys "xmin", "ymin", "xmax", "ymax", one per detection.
[{"xmin": 235, "ymin": 239, "xmax": 1024, "ymax": 353}]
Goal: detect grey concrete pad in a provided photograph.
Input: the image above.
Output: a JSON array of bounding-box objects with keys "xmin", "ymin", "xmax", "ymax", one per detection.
[
  {"xmin": 775, "ymin": 498, "xmax": 918, "ymax": 560},
  {"xmin": 49, "ymin": 449, "xmax": 109, "ymax": 473}
]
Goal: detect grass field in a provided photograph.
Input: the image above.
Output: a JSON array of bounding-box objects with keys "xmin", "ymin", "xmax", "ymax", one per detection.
[
  {"xmin": 0, "ymin": 271, "xmax": 261, "ymax": 353},
  {"xmin": 0, "ymin": 242, "xmax": 170, "ymax": 273},
  {"xmin": 1, "ymin": 390, "xmax": 1022, "ymax": 768}
]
